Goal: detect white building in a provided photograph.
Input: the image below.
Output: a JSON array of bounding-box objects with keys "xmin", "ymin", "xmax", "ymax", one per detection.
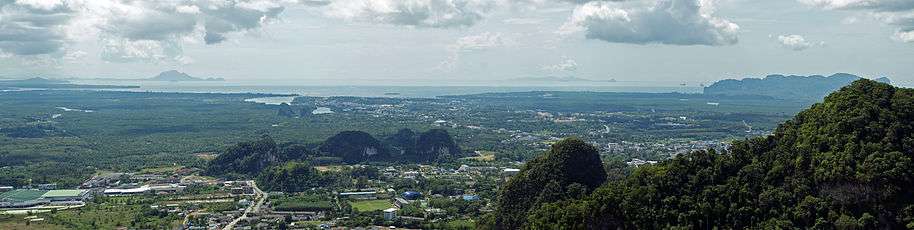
[{"xmin": 383, "ymin": 208, "xmax": 398, "ymax": 221}]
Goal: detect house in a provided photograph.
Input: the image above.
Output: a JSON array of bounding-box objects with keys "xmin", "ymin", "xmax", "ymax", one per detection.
[
  {"xmin": 401, "ymin": 191, "xmax": 421, "ymax": 200},
  {"xmin": 394, "ymin": 198, "xmax": 411, "ymax": 208},
  {"xmin": 149, "ymin": 184, "xmax": 186, "ymax": 194},
  {"xmin": 41, "ymin": 189, "xmax": 90, "ymax": 202},
  {"xmin": 34, "ymin": 183, "xmax": 57, "ymax": 190},
  {"xmin": 338, "ymin": 191, "xmax": 377, "ymax": 200},
  {"xmin": 383, "ymin": 208, "xmax": 398, "ymax": 221},
  {"xmin": 502, "ymin": 168, "xmax": 521, "ymax": 177},
  {"xmin": 104, "ymin": 187, "xmax": 150, "ymax": 195}
]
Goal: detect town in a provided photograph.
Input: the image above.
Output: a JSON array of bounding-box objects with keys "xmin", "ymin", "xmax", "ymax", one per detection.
[
  {"xmin": 1, "ymin": 90, "xmax": 790, "ymax": 229},
  {"xmin": 2, "ymin": 160, "xmax": 530, "ymax": 229}
]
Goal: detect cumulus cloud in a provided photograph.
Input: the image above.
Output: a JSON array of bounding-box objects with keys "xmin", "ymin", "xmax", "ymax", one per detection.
[
  {"xmin": 300, "ymin": 0, "xmax": 332, "ymax": 6},
  {"xmin": 63, "ymin": 49, "xmax": 87, "ymax": 61},
  {"xmin": 78, "ymin": 0, "xmax": 285, "ymax": 62},
  {"xmin": 0, "ymin": 1, "xmax": 71, "ymax": 55},
  {"xmin": 13, "ymin": 0, "xmax": 65, "ymax": 11},
  {"xmin": 775, "ymin": 34, "xmax": 823, "ymax": 51},
  {"xmin": 453, "ymin": 32, "xmax": 514, "ymax": 51},
  {"xmin": 799, "ymin": 0, "xmax": 914, "ymax": 11},
  {"xmin": 561, "ymin": 0, "xmax": 740, "ymax": 46},
  {"xmin": 800, "ymin": 0, "xmax": 914, "ymax": 42},
  {"xmin": 323, "ymin": 0, "xmax": 499, "ymax": 28},
  {"xmin": 542, "ymin": 57, "xmax": 578, "ymax": 72},
  {"xmin": 0, "ymin": 0, "xmax": 286, "ymax": 62}
]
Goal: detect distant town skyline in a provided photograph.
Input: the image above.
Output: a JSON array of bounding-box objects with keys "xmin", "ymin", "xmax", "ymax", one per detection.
[{"xmin": 0, "ymin": 0, "xmax": 912, "ymax": 85}]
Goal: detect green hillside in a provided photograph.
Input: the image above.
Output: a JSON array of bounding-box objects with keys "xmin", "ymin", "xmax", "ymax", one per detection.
[{"xmin": 492, "ymin": 79, "xmax": 914, "ymax": 229}]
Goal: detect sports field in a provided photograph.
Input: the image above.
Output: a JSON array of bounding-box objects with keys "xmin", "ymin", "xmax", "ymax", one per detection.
[
  {"xmin": 0, "ymin": 190, "xmax": 47, "ymax": 202},
  {"xmin": 348, "ymin": 199, "xmax": 394, "ymax": 212}
]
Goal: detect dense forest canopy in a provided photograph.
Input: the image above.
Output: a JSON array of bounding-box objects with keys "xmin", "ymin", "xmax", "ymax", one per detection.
[
  {"xmin": 204, "ymin": 136, "xmax": 310, "ymax": 178},
  {"xmin": 317, "ymin": 131, "xmax": 389, "ymax": 164},
  {"xmin": 491, "ymin": 138, "xmax": 607, "ymax": 229},
  {"xmin": 492, "ymin": 79, "xmax": 914, "ymax": 229},
  {"xmin": 256, "ymin": 161, "xmax": 339, "ymax": 193},
  {"xmin": 204, "ymin": 128, "xmax": 464, "ymax": 191}
]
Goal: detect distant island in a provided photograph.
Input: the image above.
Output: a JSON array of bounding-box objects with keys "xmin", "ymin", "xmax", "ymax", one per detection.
[
  {"xmin": 509, "ymin": 76, "xmax": 616, "ymax": 83},
  {"xmin": 147, "ymin": 70, "xmax": 225, "ymax": 82},
  {"xmin": 0, "ymin": 77, "xmax": 139, "ymax": 89},
  {"xmin": 704, "ymin": 73, "xmax": 891, "ymax": 100}
]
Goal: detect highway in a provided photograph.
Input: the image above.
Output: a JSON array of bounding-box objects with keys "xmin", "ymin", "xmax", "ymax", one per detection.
[{"xmin": 223, "ymin": 180, "xmax": 266, "ymax": 230}]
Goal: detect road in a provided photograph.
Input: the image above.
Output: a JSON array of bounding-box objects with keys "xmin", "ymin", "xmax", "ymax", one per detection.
[{"xmin": 223, "ymin": 180, "xmax": 267, "ymax": 230}]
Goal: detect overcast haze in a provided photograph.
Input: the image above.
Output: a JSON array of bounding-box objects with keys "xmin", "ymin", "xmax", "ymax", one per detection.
[{"xmin": 0, "ymin": 0, "xmax": 912, "ymax": 85}]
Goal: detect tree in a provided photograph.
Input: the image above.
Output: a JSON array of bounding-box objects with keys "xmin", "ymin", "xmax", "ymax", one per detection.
[
  {"xmin": 513, "ymin": 79, "xmax": 914, "ymax": 229},
  {"xmin": 493, "ymin": 138, "xmax": 607, "ymax": 229}
]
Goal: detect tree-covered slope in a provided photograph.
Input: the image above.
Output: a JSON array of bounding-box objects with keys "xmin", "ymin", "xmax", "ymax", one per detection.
[
  {"xmin": 505, "ymin": 79, "xmax": 914, "ymax": 229},
  {"xmin": 491, "ymin": 138, "xmax": 607, "ymax": 229},
  {"xmin": 317, "ymin": 131, "xmax": 388, "ymax": 164},
  {"xmin": 384, "ymin": 128, "xmax": 462, "ymax": 162},
  {"xmin": 204, "ymin": 136, "xmax": 310, "ymax": 177},
  {"xmin": 414, "ymin": 129, "xmax": 462, "ymax": 162},
  {"xmin": 386, "ymin": 128, "xmax": 417, "ymax": 156},
  {"xmin": 256, "ymin": 161, "xmax": 338, "ymax": 193}
]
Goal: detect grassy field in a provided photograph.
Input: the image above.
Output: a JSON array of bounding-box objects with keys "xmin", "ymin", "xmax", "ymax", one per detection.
[
  {"xmin": 461, "ymin": 151, "xmax": 496, "ymax": 162},
  {"xmin": 349, "ymin": 199, "xmax": 394, "ymax": 212}
]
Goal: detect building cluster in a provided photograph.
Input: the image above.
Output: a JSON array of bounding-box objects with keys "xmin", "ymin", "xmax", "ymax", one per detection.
[
  {"xmin": 81, "ymin": 170, "xmax": 200, "ymax": 196},
  {"xmin": 0, "ymin": 188, "xmax": 91, "ymax": 209}
]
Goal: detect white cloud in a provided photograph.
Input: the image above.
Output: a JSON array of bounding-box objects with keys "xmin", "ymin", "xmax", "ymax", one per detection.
[
  {"xmin": 543, "ymin": 57, "xmax": 578, "ymax": 72},
  {"xmin": 453, "ymin": 32, "xmax": 514, "ymax": 51},
  {"xmin": 63, "ymin": 49, "xmax": 87, "ymax": 61},
  {"xmin": 800, "ymin": 0, "xmax": 914, "ymax": 43},
  {"xmin": 775, "ymin": 34, "xmax": 823, "ymax": 51},
  {"xmin": 176, "ymin": 5, "xmax": 201, "ymax": 14},
  {"xmin": 503, "ymin": 17, "xmax": 545, "ymax": 25},
  {"xmin": 100, "ymin": 38, "xmax": 182, "ymax": 63},
  {"xmin": 0, "ymin": 1, "xmax": 71, "ymax": 55},
  {"xmin": 14, "ymin": 0, "xmax": 64, "ymax": 11},
  {"xmin": 561, "ymin": 0, "xmax": 740, "ymax": 46},
  {"xmin": 896, "ymin": 30, "xmax": 914, "ymax": 42},
  {"xmin": 798, "ymin": 0, "xmax": 914, "ymax": 11},
  {"xmin": 441, "ymin": 32, "xmax": 515, "ymax": 69},
  {"xmin": 0, "ymin": 0, "xmax": 287, "ymax": 62},
  {"xmin": 323, "ymin": 0, "xmax": 499, "ymax": 28}
]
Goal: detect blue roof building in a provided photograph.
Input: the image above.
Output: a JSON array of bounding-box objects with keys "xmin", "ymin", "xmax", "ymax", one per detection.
[{"xmin": 402, "ymin": 191, "xmax": 422, "ymax": 200}]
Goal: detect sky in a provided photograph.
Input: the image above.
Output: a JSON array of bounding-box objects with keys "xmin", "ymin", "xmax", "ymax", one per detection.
[{"xmin": 0, "ymin": 0, "xmax": 912, "ymax": 86}]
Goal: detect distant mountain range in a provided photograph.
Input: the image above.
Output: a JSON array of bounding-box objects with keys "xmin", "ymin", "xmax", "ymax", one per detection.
[
  {"xmin": 704, "ymin": 73, "xmax": 892, "ymax": 100},
  {"xmin": 510, "ymin": 76, "xmax": 616, "ymax": 83},
  {"xmin": 148, "ymin": 70, "xmax": 224, "ymax": 82}
]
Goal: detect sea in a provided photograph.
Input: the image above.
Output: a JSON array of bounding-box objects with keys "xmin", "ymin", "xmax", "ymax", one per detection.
[{"xmin": 71, "ymin": 80, "xmax": 705, "ymax": 99}]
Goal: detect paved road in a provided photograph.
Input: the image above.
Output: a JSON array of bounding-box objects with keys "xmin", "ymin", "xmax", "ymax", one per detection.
[{"xmin": 223, "ymin": 181, "xmax": 266, "ymax": 230}]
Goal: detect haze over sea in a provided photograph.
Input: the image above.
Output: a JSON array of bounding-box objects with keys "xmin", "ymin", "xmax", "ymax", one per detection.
[{"xmin": 73, "ymin": 80, "xmax": 703, "ymax": 98}]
